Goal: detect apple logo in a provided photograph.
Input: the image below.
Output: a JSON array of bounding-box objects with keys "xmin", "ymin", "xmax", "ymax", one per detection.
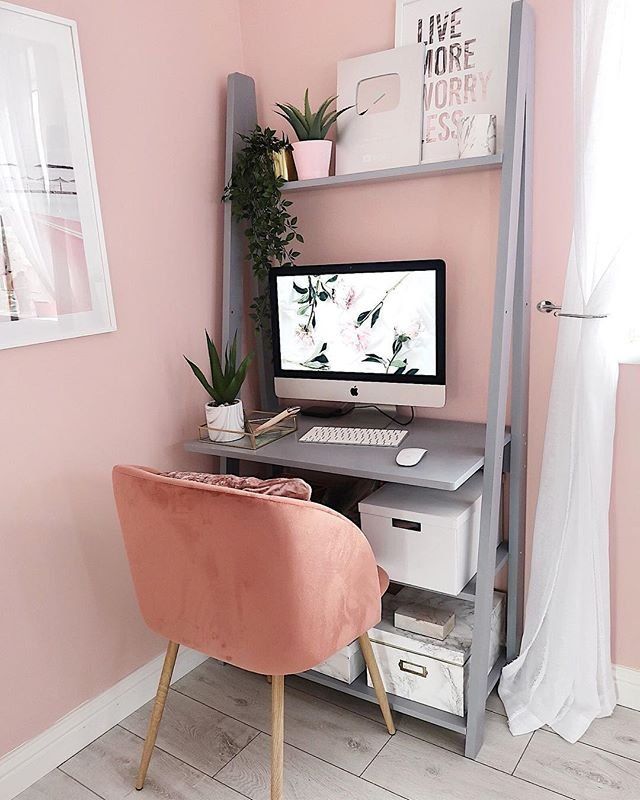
[{"xmin": 350, "ymin": 386, "xmax": 359, "ymax": 397}]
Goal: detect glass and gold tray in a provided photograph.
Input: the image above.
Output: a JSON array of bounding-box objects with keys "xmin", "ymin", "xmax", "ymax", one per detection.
[{"xmin": 198, "ymin": 409, "xmax": 297, "ymax": 450}]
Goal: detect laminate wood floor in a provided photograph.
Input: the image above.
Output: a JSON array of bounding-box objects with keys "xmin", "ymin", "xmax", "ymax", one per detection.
[{"xmin": 16, "ymin": 660, "xmax": 640, "ymax": 800}]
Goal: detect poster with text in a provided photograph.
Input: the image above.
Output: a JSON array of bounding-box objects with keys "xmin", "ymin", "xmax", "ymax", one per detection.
[{"xmin": 396, "ymin": 0, "xmax": 513, "ymax": 163}]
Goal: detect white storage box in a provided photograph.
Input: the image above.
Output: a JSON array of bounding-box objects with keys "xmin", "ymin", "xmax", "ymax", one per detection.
[
  {"xmin": 366, "ymin": 587, "xmax": 505, "ymax": 715},
  {"xmin": 358, "ymin": 472, "xmax": 483, "ymax": 595},
  {"xmin": 312, "ymin": 640, "xmax": 365, "ymax": 684}
]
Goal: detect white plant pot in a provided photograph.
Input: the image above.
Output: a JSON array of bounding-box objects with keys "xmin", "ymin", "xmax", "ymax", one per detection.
[
  {"xmin": 291, "ymin": 140, "xmax": 333, "ymax": 180},
  {"xmin": 205, "ymin": 399, "xmax": 245, "ymax": 443}
]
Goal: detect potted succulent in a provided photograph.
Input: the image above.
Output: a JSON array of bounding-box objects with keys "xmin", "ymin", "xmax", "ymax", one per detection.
[
  {"xmin": 276, "ymin": 89, "xmax": 351, "ymax": 180},
  {"xmin": 185, "ymin": 331, "xmax": 253, "ymax": 442}
]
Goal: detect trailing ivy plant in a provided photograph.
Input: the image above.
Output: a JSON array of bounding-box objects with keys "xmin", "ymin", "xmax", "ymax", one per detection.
[{"xmin": 222, "ymin": 126, "xmax": 304, "ymax": 331}]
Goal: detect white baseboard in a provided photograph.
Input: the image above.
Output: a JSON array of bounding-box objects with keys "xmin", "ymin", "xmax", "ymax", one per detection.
[
  {"xmin": 615, "ymin": 664, "xmax": 640, "ymax": 711},
  {"xmin": 0, "ymin": 647, "xmax": 208, "ymax": 800}
]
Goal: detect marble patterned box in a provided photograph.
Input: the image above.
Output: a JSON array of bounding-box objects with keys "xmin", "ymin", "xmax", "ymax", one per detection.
[
  {"xmin": 366, "ymin": 588, "xmax": 505, "ymax": 715},
  {"xmin": 312, "ymin": 640, "xmax": 365, "ymax": 684}
]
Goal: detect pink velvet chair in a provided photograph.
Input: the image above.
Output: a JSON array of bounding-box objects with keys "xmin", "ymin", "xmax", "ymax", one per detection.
[{"xmin": 112, "ymin": 465, "xmax": 395, "ymax": 799}]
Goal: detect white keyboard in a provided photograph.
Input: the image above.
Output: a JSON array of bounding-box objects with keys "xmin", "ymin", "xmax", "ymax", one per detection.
[{"xmin": 299, "ymin": 426, "xmax": 408, "ymax": 447}]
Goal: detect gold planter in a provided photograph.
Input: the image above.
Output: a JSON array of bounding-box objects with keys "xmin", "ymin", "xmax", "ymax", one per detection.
[{"xmin": 272, "ymin": 146, "xmax": 298, "ymax": 181}]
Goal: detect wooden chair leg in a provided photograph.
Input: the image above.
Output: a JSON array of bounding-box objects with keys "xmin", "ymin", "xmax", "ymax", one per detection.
[
  {"xmin": 135, "ymin": 641, "xmax": 179, "ymax": 790},
  {"xmin": 358, "ymin": 633, "xmax": 396, "ymax": 735},
  {"xmin": 271, "ymin": 675, "xmax": 285, "ymax": 800}
]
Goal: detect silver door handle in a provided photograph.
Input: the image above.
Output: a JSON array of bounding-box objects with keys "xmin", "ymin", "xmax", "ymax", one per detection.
[{"xmin": 536, "ymin": 300, "xmax": 608, "ymax": 320}]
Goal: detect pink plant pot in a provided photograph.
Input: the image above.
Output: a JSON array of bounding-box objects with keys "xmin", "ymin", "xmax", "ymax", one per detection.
[{"xmin": 291, "ymin": 140, "xmax": 333, "ymax": 180}]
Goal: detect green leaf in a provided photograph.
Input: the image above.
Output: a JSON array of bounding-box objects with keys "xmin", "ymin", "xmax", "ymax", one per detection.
[
  {"xmin": 293, "ymin": 282, "xmax": 307, "ymax": 294},
  {"xmin": 371, "ymin": 307, "xmax": 381, "ymax": 326},
  {"xmin": 308, "ymin": 110, "xmax": 324, "ymax": 140},
  {"xmin": 224, "ymin": 352, "xmax": 254, "ymax": 402},
  {"xmin": 326, "ymin": 275, "xmax": 338, "ymax": 282},
  {"xmin": 205, "ymin": 330, "xmax": 225, "ymax": 389},
  {"xmin": 275, "ymin": 109, "xmax": 307, "ymax": 141},
  {"xmin": 304, "ymin": 88, "xmax": 312, "ymax": 125},
  {"xmin": 311, "ymin": 353, "xmax": 328, "ymax": 364},
  {"xmin": 357, "ymin": 310, "xmax": 371, "ymax": 324},
  {"xmin": 394, "ymin": 365, "xmax": 406, "ymax": 374},
  {"xmin": 406, "ymin": 368, "xmax": 419, "ymax": 376},
  {"xmin": 320, "ymin": 105, "xmax": 353, "ymax": 138},
  {"xmin": 320, "ymin": 342, "xmax": 328, "ymax": 351},
  {"xmin": 184, "ymin": 356, "xmax": 222, "ymax": 403},
  {"xmin": 227, "ymin": 330, "xmax": 239, "ymax": 377},
  {"xmin": 363, "ymin": 354, "xmax": 385, "ymax": 364}
]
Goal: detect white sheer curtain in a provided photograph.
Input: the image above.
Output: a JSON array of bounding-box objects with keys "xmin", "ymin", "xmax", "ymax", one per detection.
[{"xmin": 499, "ymin": 0, "xmax": 639, "ymax": 742}]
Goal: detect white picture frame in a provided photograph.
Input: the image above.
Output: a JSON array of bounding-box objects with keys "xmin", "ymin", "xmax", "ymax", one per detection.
[
  {"xmin": 0, "ymin": 1, "xmax": 115, "ymax": 350},
  {"xmin": 394, "ymin": 0, "xmax": 513, "ymax": 164}
]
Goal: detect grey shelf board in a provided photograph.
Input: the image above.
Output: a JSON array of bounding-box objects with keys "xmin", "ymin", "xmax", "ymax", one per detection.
[
  {"xmin": 293, "ymin": 670, "xmax": 467, "ymax": 734},
  {"xmin": 185, "ymin": 410, "xmax": 511, "ymax": 492},
  {"xmin": 281, "ymin": 154, "xmax": 503, "ymax": 193},
  {"xmin": 457, "ymin": 541, "xmax": 510, "ymax": 602},
  {"xmin": 295, "ymin": 651, "xmax": 506, "ymax": 732},
  {"xmin": 487, "ymin": 651, "xmax": 507, "ymax": 697}
]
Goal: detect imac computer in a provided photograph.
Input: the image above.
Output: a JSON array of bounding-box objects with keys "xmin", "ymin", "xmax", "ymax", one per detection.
[{"xmin": 269, "ymin": 260, "xmax": 446, "ymax": 409}]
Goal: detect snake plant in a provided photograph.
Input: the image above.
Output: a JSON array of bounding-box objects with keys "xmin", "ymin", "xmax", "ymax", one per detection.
[
  {"xmin": 276, "ymin": 89, "xmax": 351, "ymax": 141},
  {"xmin": 185, "ymin": 331, "xmax": 253, "ymax": 406}
]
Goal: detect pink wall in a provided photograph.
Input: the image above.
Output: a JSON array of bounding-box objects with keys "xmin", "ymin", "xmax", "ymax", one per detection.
[
  {"xmin": 0, "ymin": 0, "xmax": 243, "ymax": 757},
  {"xmin": 2, "ymin": 0, "xmax": 638, "ymax": 763},
  {"xmin": 239, "ymin": 0, "xmax": 640, "ymax": 671}
]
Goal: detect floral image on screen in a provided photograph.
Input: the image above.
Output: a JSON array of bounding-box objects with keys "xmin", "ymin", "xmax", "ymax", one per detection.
[{"xmin": 275, "ymin": 270, "xmax": 437, "ymax": 376}]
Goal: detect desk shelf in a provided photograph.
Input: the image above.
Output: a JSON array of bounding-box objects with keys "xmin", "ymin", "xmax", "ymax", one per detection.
[
  {"xmin": 293, "ymin": 649, "xmax": 507, "ymax": 735},
  {"xmin": 281, "ymin": 154, "xmax": 502, "ymax": 193},
  {"xmin": 185, "ymin": 412, "xmax": 510, "ymax": 492}
]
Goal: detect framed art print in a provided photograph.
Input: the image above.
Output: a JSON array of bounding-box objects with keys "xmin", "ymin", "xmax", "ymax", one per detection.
[
  {"xmin": 336, "ymin": 44, "xmax": 425, "ymax": 175},
  {"xmin": 395, "ymin": 0, "xmax": 513, "ymax": 164},
  {"xmin": 0, "ymin": 2, "xmax": 115, "ymax": 350}
]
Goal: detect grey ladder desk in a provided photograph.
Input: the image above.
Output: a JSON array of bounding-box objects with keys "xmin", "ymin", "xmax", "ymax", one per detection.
[
  {"xmin": 200, "ymin": 0, "xmax": 535, "ymax": 760},
  {"xmin": 185, "ymin": 411, "xmax": 513, "ymax": 750}
]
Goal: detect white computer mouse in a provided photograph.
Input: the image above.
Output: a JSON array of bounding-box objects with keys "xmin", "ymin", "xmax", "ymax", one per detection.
[{"xmin": 396, "ymin": 447, "xmax": 428, "ymax": 467}]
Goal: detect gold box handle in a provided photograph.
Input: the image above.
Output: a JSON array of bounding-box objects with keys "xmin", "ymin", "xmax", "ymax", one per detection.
[{"xmin": 398, "ymin": 659, "xmax": 428, "ymax": 678}]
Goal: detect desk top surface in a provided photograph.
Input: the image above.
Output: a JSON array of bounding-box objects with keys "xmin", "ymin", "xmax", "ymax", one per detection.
[{"xmin": 184, "ymin": 410, "xmax": 510, "ymax": 491}]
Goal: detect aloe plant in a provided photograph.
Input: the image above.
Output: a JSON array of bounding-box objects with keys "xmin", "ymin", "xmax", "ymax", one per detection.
[
  {"xmin": 185, "ymin": 331, "xmax": 253, "ymax": 406},
  {"xmin": 276, "ymin": 89, "xmax": 352, "ymax": 141}
]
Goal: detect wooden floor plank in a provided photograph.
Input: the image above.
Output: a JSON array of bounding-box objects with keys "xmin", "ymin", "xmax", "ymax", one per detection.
[
  {"xmin": 217, "ymin": 733, "xmax": 404, "ymax": 800},
  {"xmin": 120, "ymin": 688, "xmax": 258, "ymax": 776},
  {"xmin": 15, "ymin": 769, "xmax": 102, "ymax": 800},
  {"xmin": 60, "ymin": 726, "xmax": 246, "ymax": 800},
  {"xmin": 515, "ymin": 729, "xmax": 640, "ymax": 800},
  {"xmin": 175, "ymin": 659, "xmax": 391, "ymax": 774},
  {"xmin": 398, "ymin": 708, "xmax": 532, "ymax": 774},
  {"xmin": 578, "ymin": 705, "xmax": 640, "ymax": 763},
  {"xmin": 363, "ymin": 730, "xmax": 563, "ymax": 799},
  {"xmin": 286, "ymin": 674, "xmax": 401, "ymax": 727}
]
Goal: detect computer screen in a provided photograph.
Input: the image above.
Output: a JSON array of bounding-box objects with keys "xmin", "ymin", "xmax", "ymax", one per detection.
[{"xmin": 270, "ymin": 261, "xmax": 445, "ymax": 389}]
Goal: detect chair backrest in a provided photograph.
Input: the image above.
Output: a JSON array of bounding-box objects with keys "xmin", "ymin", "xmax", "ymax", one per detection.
[{"xmin": 112, "ymin": 465, "xmax": 383, "ymax": 675}]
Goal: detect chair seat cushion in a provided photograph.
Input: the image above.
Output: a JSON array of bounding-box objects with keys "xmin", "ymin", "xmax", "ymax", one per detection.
[{"xmin": 165, "ymin": 471, "xmax": 312, "ymax": 501}]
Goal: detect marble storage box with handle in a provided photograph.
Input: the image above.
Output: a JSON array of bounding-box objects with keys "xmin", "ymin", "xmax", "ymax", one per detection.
[
  {"xmin": 366, "ymin": 587, "xmax": 505, "ymax": 716},
  {"xmin": 358, "ymin": 472, "xmax": 483, "ymax": 595},
  {"xmin": 312, "ymin": 640, "xmax": 366, "ymax": 684}
]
